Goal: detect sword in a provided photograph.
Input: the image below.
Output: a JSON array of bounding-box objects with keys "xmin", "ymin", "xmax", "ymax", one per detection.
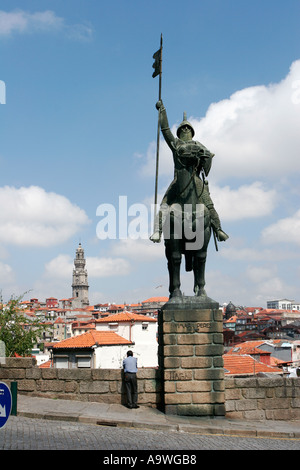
[{"xmin": 213, "ymin": 229, "xmax": 219, "ymax": 251}]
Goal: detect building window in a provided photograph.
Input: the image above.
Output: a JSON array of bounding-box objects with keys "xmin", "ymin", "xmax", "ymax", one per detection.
[
  {"xmin": 142, "ymin": 323, "xmax": 149, "ymax": 330},
  {"xmin": 55, "ymin": 356, "xmax": 69, "ymax": 368},
  {"xmin": 77, "ymin": 356, "xmax": 91, "ymax": 368}
]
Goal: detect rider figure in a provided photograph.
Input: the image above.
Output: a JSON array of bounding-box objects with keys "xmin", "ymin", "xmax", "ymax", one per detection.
[{"xmin": 150, "ymin": 100, "xmax": 228, "ymax": 245}]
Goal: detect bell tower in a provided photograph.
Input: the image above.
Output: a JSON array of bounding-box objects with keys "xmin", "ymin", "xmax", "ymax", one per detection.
[{"xmin": 72, "ymin": 243, "xmax": 89, "ymax": 307}]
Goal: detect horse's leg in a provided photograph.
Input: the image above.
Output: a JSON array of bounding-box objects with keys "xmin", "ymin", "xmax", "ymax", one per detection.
[
  {"xmin": 165, "ymin": 240, "xmax": 182, "ymax": 298},
  {"xmin": 193, "ymin": 250, "xmax": 207, "ymax": 296}
]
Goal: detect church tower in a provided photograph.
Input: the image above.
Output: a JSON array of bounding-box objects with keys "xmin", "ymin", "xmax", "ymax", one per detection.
[{"xmin": 72, "ymin": 243, "xmax": 89, "ymax": 308}]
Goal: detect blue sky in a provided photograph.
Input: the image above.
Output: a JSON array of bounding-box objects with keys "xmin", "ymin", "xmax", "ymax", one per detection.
[{"xmin": 1, "ymin": 0, "xmax": 300, "ymax": 307}]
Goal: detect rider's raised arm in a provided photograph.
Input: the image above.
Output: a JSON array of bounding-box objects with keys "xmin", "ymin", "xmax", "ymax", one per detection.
[{"xmin": 156, "ymin": 101, "xmax": 175, "ymax": 149}]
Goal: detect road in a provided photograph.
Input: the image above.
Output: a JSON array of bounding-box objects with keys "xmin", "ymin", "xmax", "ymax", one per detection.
[{"xmin": 1, "ymin": 416, "xmax": 299, "ymax": 452}]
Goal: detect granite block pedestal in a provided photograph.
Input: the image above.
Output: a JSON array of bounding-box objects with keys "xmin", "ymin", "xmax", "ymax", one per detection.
[{"xmin": 158, "ymin": 296, "xmax": 225, "ymax": 416}]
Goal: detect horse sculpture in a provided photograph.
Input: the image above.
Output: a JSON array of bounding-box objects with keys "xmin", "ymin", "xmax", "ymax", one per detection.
[{"xmin": 150, "ymin": 101, "xmax": 228, "ymax": 300}]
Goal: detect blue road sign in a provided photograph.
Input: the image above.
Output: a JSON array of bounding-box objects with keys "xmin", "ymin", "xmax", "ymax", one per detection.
[{"xmin": 0, "ymin": 382, "xmax": 12, "ymax": 429}]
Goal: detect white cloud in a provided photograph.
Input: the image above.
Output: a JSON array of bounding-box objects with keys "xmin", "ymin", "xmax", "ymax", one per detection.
[
  {"xmin": 246, "ymin": 265, "xmax": 276, "ymax": 284},
  {"xmin": 203, "ymin": 265, "xmax": 295, "ymax": 307},
  {"xmin": 0, "ymin": 9, "xmax": 63, "ymax": 35},
  {"xmin": 44, "ymin": 255, "xmax": 73, "ymax": 279},
  {"xmin": 204, "ymin": 269, "xmax": 250, "ymax": 305},
  {"xmin": 64, "ymin": 22, "xmax": 93, "ymax": 42},
  {"xmin": 220, "ymin": 243, "xmax": 300, "ymax": 262},
  {"xmin": 261, "ymin": 208, "xmax": 300, "ymax": 246},
  {"xmin": 0, "ymin": 186, "xmax": 90, "ymax": 246},
  {"xmin": 111, "ymin": 238, "xmax": 164, "ymax": 261},
  {"xmin": 88, "ymin": 291, "xmax": 108, "ymax": 305},
  {"xmin": 191, "ymin": 60, "xmax": 300, "ymax": 182},
  {"xmin": 0, "ymin": 261, "xmax": 14, "ymax": 284},
  {"xmin": 43, "ymin": 254, "xmax": 131, "ymax": 280},
  {"xmin": 211, "ymin": 181, "xmax": 276, "ymax": 221},
  {"xmin": 86, "ymin": 256, "xmax": 131, "ymax": 277},
  {"xmin": 247, "ymin": 271, "xmax": 292, "ymax": 303},
  {"xmin": 0, "ymin": 9, "xmax": 93, "ymax": 40},
  {"xmin": 29, "ymin": 253, "xmax": 131, "ymax": 304}
]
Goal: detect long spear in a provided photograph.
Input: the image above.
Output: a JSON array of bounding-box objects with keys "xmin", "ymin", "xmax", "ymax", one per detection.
[{"xmin": 152, "ymin": 34, "xmax": 163, "ymax": 209}]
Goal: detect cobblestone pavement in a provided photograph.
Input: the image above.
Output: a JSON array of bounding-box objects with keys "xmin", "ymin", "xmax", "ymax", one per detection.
[{"xmin": 1, "ymin": 416, "xmax": 300, "ymax": 451}]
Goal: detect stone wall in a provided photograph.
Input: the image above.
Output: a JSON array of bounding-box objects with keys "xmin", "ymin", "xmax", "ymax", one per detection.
[
  {"xmin": 0, "ymin": 358, "xmax": 162, "ymax": 407},
  {"xmin": 225, "ymin": 376, "xmax": 300, "ymax": 420},
  {"xmin": 1, "ymin": 358, "xmax": 300, "ymax": 420}
]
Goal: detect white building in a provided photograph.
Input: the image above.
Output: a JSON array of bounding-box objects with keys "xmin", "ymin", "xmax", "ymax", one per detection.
[
  {"xmin": 292, "ymin": 341, "xmax": 300, "ymax": 364},
  {"xmin": 51, "ymin": 330, "xmax": 133, "ymax": 369},
  {"xmin": 267, "ymin": 299, "xmax": 300, "ymax": 310},
  {"xmin": 95, "ymin": 311, "xmax": 158, "ymax": 368},
  {"xmin": 50, "ymin": 311, "xmax": 158, "ymax": 369}
]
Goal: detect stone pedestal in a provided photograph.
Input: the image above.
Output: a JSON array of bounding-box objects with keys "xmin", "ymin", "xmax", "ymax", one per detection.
[{"xmin": 158, "ymin": 297, "xmax": 225, "ymax": 416}]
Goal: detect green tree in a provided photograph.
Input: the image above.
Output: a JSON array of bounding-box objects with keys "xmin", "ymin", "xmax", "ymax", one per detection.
[{"xmin": 0, "ymin": 295, "xmax": 49, "ymax": 357}]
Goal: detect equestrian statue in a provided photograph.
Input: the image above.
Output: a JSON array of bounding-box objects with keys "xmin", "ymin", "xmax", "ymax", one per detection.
[
  {"xmin": 150, "ymin": 100, "xmax": 229, "ymax": 301},
  {"xmin": 150, "ymin": 36, "xmax": 228, "ymax": 302}
]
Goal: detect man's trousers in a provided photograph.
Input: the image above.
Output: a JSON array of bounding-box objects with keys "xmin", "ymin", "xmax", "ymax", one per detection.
[{"xmin": 124, "ymin": 372, "xmax": 138, "ymax": 407}]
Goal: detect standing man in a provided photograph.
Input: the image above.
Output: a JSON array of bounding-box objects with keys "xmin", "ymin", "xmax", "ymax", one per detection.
[{"xmin": 123, "ymin": 350, "xmax": 139, "ymax": 409}]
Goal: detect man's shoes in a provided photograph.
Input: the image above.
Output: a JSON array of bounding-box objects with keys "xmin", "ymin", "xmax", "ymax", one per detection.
[
  {"xmin": 126, "ymin": 404, "xmax": 132, "ymax": 409},
  {"xmin": 132, "ymin": 405, "xmax": 140, "ymax": 409}
]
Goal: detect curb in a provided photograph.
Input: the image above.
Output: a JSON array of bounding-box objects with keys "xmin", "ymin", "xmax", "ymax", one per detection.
[{"xmin": 16, "ymin": 410, "xmax": 300, "ymax": 440}]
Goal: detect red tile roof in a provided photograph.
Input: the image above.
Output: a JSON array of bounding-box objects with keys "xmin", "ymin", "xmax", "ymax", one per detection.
[
  {"xmin": 95, "ymin": 311, "xmax": 157, "ymax": 323},
  {"xmin": 231, "ymin": 346, "xmax": 270, "ymax": 356},
  {"xmin": 142, "ymin": 297, "xmax": 168, "ymax": 303},
  {"xmin": 39, "ymin": 360, "xmax": 53, "ymax": 368},
  {"xmin": 224, "ymin": 315, "xmax": 237, "ymax": 323},
  {"xmin": 227, "ymin": 341, "xmax": 269, "ymax": 355},
  {"xmin": 270, "ymin": 356, "xmax": 286, "ymax": 367},
  {"xmin": 54, "ymin": 317, "xmax": 65, "ymax": 324},
  {"xmin": 223, "ymin": 354, "xmax": 282, "ymax": 376},
  {"xmin": 52, "ymin": 331, "xmax": 132, "ymax": 349}
]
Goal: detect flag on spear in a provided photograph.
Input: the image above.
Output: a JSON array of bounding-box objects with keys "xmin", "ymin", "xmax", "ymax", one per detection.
[
  {"xmin": 152, "ymin": 34, "xmax": 162, "ymax": 81},
  {"xmin": 152, "ymin": 49, "xmax": 161, "ymax": 78}
]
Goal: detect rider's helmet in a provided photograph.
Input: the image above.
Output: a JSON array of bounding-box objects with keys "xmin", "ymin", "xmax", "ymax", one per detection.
[{"xmin": 176, "ymin": 112, "xmax": 195, "ymax": 138}]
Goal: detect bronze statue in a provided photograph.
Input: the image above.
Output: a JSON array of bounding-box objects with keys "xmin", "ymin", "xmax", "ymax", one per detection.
[{"xmin": 150, "ymin": 100, "xmax": 228, "ymax": 300}]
